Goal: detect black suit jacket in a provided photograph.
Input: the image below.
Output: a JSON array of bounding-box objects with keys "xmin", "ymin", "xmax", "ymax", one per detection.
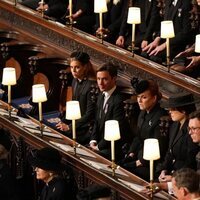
[
  {"xmin": 44, "ymin": 0, "xmax": 68, "ymax": 19},
  {"xmin": 94, "ymin": 0, "xmax": 128, "ymax": 42},
  {"xmin": 164, "ymin": 0, "xmax": 193, "ymax": 56},
  {"xmin": 71, "ymin": 78, "xmax": 96, "ymax": 132},
  {"xmin": 91, "ymin": 87, "xmax": 130, "ymax": 160},
  {"xmin": 62, "ymin": 78, "xmax": 96, "ymax": 144},
  {"xmin": 119, "ymin": 0, "xmax": 160, "ymax": 47},
  {"xmin": 156, "ymin": 121, "xmax": 199, "ymax": 174}
]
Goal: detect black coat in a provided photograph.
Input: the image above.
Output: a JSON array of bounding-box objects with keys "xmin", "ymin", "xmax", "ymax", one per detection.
[
  {"xmin": 91, "ymin": 88, "xmax": 130, "ymax": 160},
  {"xmin": 129, "ymin": 103, "xmax": 168, "ymax": 166},
  {"xmin": 119, "ymin": 0, "xmax": 160, "ymax": 47},
  {"xmin": 165, "ymin": 0, "xmax": 193, "ymax": 57},
  {"xmin": 40, "ymin": 177, "xmax": 76, "ymax": 200},
  {"xmin": 156, "ymin": 121, "xmax": 199, "ymax": 174},
  {"xmin": 95, "ymin": 0, "xmax": 128, "ymax": 43}
]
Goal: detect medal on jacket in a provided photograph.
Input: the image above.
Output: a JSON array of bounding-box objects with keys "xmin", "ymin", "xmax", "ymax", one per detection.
[{"xmin": 178, "ymin": 8, "xmax": 182, "ymax": 17}]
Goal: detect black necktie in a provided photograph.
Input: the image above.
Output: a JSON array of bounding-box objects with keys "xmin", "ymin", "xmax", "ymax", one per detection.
[{"xmin": 99, "ymin": 93, "xmax": 105, "ymax": 118}]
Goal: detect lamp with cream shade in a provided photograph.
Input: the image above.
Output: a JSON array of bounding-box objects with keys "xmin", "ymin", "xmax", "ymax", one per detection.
[
  {"xmin": 32, "ymin": 84, "xmax": 47, "ymax": 137},
  {"xmin": 66, "ymin": 100, "xmax": 81, "ymax": 155},
  {"xmin": 195, "ymin": 34, "xmax": 200, "ymax": 53},
  {"xmin": 2, "ymin": 67, "xmax": 17, "ymax": 119},
  {"xmin": 160, "ymin": 20, "xmax": 175, "ymax": 72},
  {"xmin": 104, "ymin": 120, "xmax": 120, "ymax": 176},
  {"xmin": 143, "ymin": 138, "xmax": 160, "ymax": 196},
  {"xmin": 94, "ymin": 0, "xmax": 108, "ymax": 43},
  {"xmin": 127, "ymin": 7, "xmax": 141, "ymax": 55}
]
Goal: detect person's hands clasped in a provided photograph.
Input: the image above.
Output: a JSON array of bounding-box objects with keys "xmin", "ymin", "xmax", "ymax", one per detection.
[{"xmin": 185, "ymin": 56, "xmax": 200, "ymax": 69}]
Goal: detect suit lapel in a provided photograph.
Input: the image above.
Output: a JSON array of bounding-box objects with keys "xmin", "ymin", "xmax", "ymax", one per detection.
[
  {"xmin": 145, "ymin": 0, "xmax": 151, "ymax": 21},
  {"xmin": 171, "ymin": 0, "xmax": 182, "ymax": 20}
]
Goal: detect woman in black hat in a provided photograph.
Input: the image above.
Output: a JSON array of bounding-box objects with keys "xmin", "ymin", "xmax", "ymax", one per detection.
[
  {"xmin": 56, "ymin": 51, "xmax": 96, "ymax": 145},
  {"xmin": 32, "ymin": 147, "xmax": 77, "ymax": 200},
  {"xmin": 119, "ymin": 79, "xmax": 168, "ymax": 181},
  {"xmin": 156, "ymin": 93, "xmax": 199, "ymax": 185}
]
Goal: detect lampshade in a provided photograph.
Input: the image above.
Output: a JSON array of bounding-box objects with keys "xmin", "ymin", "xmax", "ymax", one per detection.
[
  {"xmin": 2, "ymin": 67, "xmax": 16, "ymax": 86},
  {"xmin": 195, "ymin": 34, "xmax": 200, "ymax": 53},
  {"xmin": 127, "ymin": 7, "xmax": 141, "ymax": 24},
  {"xmin": 66, "ymin": 101, "xmax": 81, "ymax": 120},
  {"xmin": 94, "ymin": 0, "xmax": 107, "ymax": 13},
  {"xmin": 143, "ymin": 139, "xmax": 160, "ymax": 160},
  {"xmin": 104, "ymin": 120, "xmax": 121, "ymax": 141},
  {"xmin": 160, "ymin": 21, "xmax": 175, "ymax": 39},
  {"xmin": 32, "ymin": 84, "xmax": 47, "ymax": 103}
]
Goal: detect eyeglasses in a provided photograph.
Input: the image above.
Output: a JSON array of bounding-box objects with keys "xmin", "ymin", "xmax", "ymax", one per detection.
[{"xmin": 187, "ymin": 127, "xmax": 200, "ymax": 132}]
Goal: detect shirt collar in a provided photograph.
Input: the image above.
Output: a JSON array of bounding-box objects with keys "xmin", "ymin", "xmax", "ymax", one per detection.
[{"xmin": 103, "ymin": 86, "xmax": 116, "ymax": 98}]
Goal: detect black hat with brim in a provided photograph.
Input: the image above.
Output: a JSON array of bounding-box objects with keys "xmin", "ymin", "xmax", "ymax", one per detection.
[
  {"xmin": 161, "ymin": 93, "xmax": 198, "ymax": 108},
  {"xmin": 31, "ymin": 147, "xmax": 64, "ymax": 171}
]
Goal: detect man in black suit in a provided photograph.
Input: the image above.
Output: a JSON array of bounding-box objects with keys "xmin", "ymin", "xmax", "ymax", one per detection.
[
  {"xmin": 116, "ymin": 0, "xmax": 160, "ymax": 52},
  {"xmin": 89, "ymin": 63, "xmax": 130, "ymax": 161},
  {"xmin": 143, "ymin": 0, "xmax": 194, "ymax": 64},
  {"xmin": 95, "ymin": 0, "xmax": 128, "ymax": 44}
]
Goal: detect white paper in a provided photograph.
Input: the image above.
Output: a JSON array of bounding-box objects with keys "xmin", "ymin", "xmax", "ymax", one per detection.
[{"xmin": 50, "ymin": 141, "xmax": 96, "ymax": 158}]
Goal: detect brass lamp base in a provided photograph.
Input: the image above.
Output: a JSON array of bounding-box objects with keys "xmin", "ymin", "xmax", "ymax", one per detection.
[
  {"xmin": 96, "ymin": 32, "xmax": 108, "ymax": 44},
  {"xmin": 108, "ymin": 160, "xmax": 118, "ymax": 177},
  {"xmin": 127, "ymin": 45, "xmax": 139, "ymax": 56},
  {"xmin": 162, "ymin": 61, "xmax": 174, "ymax": 73}
]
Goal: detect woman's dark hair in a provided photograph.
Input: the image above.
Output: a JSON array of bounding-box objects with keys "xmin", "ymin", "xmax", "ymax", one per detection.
[
  {"xmin": 70, "ymin": 51, "xmax": 90, "ymax": 65},
  {"xmin": 175, "ymin": 104, "xmax": 196, "ymax": 116},
  {"xmin": 70, "ymin": 51, "xmax": 96, "ymax": 79},
  {"xmin": 134, "ymin": 79, "xmax": 162, "ymax": 101}
]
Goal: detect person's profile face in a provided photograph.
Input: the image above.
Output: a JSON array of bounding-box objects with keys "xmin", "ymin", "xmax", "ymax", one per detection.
[
  {"xmin": 168, "ymin": 109, "xmax": 186, "ymax": 122},
  {"xmin": 35, "ymin": 167, "xmax": 52, "ymax": 183}
]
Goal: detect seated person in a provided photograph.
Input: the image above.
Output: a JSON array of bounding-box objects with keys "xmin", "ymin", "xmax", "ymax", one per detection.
[
  {"xmin": 156, "ymin": 93, "xmax": 199, "ymax": 190},
  {"xmin": 21, "ymin": 0, "xmax": 68, "ymax": 20},
  {"xmin": 95, "ymin": 0, "xmax": 128, "ymax": 44},
  {"xmin": 119, "ymin": 79, "xmax": 168, "ymax": 181},
  {"xmin": 31, "ymin": 147, "xmax": 78, "ymax": 200},
  {"xmin": 142, "ymin": 0, "xmax": 194, "ymax": 64},
  {"xmin": 116, "ymin": 0, "xmax": 160, "ymax": 53},
  {"xmin": 89, "ymin": 63, "xmax": 130, "ymax": 161},
  {"xmin": 56, "ymin": 51, "xmax": 96, "ymax": 145}
]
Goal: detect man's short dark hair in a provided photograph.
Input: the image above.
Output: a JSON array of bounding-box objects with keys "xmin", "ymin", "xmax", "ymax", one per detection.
[
  {"xmin": 172, "ymin": 168, "xmax": 200, "ymax": 194},
  {"xmin": 97, "ymin": 62, "xmax": 118, "ymax": 78},
  {"xmin": 189, "ymin": 110, "xmax": 200, "ymax": 120}
]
